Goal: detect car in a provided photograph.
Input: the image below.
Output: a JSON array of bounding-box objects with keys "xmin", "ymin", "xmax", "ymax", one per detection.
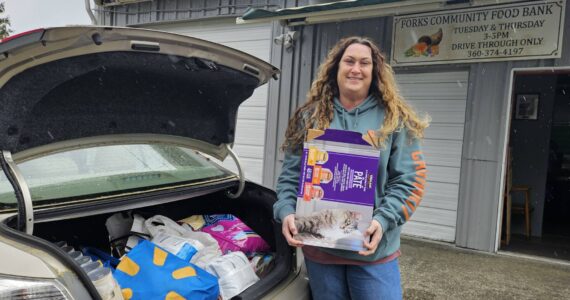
[{"xmin": 0, "ymin": 26, "xmax": 309, "ymax": 299}]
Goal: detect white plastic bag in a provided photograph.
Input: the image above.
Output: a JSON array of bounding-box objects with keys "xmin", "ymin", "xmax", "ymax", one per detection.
[
  {"xmin": 126, "ymin": 214, "xmax": 151, "ymax": 252},
  {"xmin": 105, "ymin": 213, "xmax": 151, "ymax": 256},
  {"xmin": 205, "ymin": 251, "xmax": 260, "ymax": 300},
  {"xmin": 144, "ymin": 215, "xmax": 222, "ymax": 268},
  {"xmin": 105, "ymin": 212, "xmax": 133, "ymax": 256}
]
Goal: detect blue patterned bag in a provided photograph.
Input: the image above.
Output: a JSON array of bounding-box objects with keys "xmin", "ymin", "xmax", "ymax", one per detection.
[{"xmin": 113, "ymin": 240, "xmax": 219, "ymax": 300}]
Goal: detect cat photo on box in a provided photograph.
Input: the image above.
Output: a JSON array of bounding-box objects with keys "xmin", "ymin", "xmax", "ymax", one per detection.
[{"xmin": 295, "ymin": 129, "xmax": 380, "ymax": 251}]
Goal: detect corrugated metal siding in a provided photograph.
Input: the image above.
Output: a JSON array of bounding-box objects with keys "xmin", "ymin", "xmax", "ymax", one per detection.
[
  {"xmin": 264, "ymin": 24, "xmax": 321, "ymax": 186},
  {"xmin": 455, "ymin": 62, "xmax": 512, "ymax": 251},
  {"xmin": 262, "ymin": 22, "xmax": 290, "ymax": 187},
  {"xmin": 96, "ymin": 0, "xmax": 281, "ymax": 26},
  {"xmin": 143, "ymin": 19, "xmax": 272, "ymax": 184},
  {"xmin": 397, "ymin": 71, "xmax": 468, "ymax": 242}
]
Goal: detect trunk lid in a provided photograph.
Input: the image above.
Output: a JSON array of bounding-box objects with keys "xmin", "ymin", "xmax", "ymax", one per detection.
[{"xmin": 0, "ymin": 26, "xmax": 279, "ymax": 158}]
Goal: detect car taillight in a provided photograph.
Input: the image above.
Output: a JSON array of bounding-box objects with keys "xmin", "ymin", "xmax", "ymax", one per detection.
[
  {"xmin": 0, "ymin": 28, "xmax": 45, "ymax": 55},
  {"xmin": 0, "ymin": 275, "xmax": 71, "ymax": 299},
  {"xmin": 0, "ymin": 29, "xmax": 44, "ymax": 43}
]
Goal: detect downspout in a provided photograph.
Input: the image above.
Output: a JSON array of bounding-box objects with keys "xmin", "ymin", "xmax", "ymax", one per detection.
[{"xmin": 85, "ymin": 0, "xmax": 98, "ymax": 25}]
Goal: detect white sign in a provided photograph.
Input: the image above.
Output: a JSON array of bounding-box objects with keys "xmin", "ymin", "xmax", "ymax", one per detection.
[{"xmin": 391, "ymin": 0, "xmax": 565, "ymax": 66}]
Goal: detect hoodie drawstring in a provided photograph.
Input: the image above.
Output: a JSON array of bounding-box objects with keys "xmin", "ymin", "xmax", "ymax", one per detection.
[
  {"xmin": 354, "ymin": 108, "xmax": 360, "ymax": 129},
  {"xmin": 342, "ymin": 109, "xmax": 348, "ymax": 130}
]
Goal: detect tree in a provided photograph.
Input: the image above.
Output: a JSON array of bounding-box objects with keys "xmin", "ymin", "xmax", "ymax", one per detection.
[{"xmin": 0, "ymin": 1, "xmax": 12, "ymax": 39}]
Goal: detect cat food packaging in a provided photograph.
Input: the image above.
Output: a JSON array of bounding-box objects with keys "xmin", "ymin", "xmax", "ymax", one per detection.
[
  {"xmin": 295, "ymin": 129, "xmax": 380, "ymax": 251},
  {"xmin": 201, "ymin": 217, "xmax": 270, "ymax": 255}
]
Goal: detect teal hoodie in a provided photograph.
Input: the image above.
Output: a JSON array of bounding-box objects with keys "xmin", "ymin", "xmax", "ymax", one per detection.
[{"xmin": 273, "ymin": 95, "xmax": 427, "ymax": 262}]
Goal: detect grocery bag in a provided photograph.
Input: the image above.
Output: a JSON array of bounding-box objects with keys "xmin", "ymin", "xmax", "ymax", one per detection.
[
  {"xmin": 205, "ymin": 251, "xmax": 260, "ymax": 299},
  {"xmin": 113, "ymin": 240, "xmax": 219, "ymax": 300},
  {"xmin": 144, "ymin": 215, "xmax": 222, "ymax": 268}
]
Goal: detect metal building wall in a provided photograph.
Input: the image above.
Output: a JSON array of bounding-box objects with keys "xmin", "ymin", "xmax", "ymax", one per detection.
[
  {"xmin": 396, "ymin": 70, "xmax": 469, "ymax": 242},
  {"xmin": 456, "ymin": 1, "xmax": 570, "ymax": 252},
  {"xmin": 96, "ymin": 0, "xmax": 282, "ymax": 26}
]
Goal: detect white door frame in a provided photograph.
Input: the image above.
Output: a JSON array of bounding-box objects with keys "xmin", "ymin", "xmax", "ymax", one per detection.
[{"xmin": 494, "ymin": 66, "xmax": 570, "ymax": 252}]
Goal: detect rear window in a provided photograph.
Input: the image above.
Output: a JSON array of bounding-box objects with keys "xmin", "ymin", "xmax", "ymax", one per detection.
[{"xmin": 0, "ymin": 144, "xmax": 233, "ymax": 210}]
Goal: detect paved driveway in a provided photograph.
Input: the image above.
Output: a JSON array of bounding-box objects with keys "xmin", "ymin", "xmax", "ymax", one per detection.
[{"xmin": 400, "ymin": 238, "xmax": 570, "ymax": 299}]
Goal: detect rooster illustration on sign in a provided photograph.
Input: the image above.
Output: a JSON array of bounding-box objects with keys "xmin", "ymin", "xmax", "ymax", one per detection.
[{"xmin": 404, "ymin": 28, "xmax": 443, "ymax": 57}]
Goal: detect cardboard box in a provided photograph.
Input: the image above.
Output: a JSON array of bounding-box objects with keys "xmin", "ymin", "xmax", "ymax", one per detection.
[{"xmin": 295, "ymin": 129, "xmax": 380, "ymax": 251}]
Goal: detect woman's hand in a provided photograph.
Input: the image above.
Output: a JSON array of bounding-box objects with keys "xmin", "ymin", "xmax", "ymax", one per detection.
[
  {"xmin": 282, "ymin": 214, "xmax": 303, "ymax": 247},
  {"xmin": 359, "ymin": 219, "xmax": 383, "ymax": 256}
]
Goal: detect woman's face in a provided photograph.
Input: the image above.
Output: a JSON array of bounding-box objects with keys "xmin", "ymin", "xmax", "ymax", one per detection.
[{"xmin": 336, "ymin": 43, "xmax": 373, "ymax": 99}]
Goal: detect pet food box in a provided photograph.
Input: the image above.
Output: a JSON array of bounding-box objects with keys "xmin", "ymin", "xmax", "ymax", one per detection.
[{"xmin": 295, "ymin": 128, "xmax": 381, "ymax": 251}]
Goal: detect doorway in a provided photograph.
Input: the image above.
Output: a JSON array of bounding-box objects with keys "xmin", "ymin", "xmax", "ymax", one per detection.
[{"xmin": 500, "ymin": 70, "xmax": 570, "ymax": 261}]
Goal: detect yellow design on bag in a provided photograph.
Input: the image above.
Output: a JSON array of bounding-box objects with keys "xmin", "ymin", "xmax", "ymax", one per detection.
[
  {"xmin": 117, "ymin": 257, "xmax": 140, "ymax": 276},
  {"xmin": 172, "ymin": 266, "xmax": 197, "ymax": 279},
  {"xmin": 153, "ymin": 247, "xmax": 168, "ymax": 266},
  {"xmin": 165, "ymin": 291, "xmax": 186, "ymax": 300},
  {"xmin": 121, "ymin": 288, "xmax": 133, "ymax": 300},
  {"xmin": 179, "ymin": 215, "xmax": 206, "ymax": 230}
]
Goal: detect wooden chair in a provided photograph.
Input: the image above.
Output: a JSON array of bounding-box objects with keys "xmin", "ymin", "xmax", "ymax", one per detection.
[{"xmin": 503, "ymin": 148, "xmax": 532, "ymax": 245}]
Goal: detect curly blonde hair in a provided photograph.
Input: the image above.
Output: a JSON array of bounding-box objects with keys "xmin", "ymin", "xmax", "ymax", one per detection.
[{"xmin": 281, "ymin": 36, "xmax": 429, "ymax": 152}]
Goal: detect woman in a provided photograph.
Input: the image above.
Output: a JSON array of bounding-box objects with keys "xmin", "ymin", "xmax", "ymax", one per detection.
[{"xmin": 273, "ymin": 36, "xmax": 429, "ymax": 299}]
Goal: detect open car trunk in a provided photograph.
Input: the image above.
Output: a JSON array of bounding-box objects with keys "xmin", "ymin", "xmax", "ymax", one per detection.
[
  {"xmin": 5, "ymin": 182, "xmax": 292, "ymax": 299},
  {"xmin": 0, "ymin": 26, "xmax": 293, "ymax": 299}
]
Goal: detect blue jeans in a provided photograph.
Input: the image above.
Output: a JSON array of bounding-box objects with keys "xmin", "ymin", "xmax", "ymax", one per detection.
[{"xmin": 304, "ymin": 258, "xmax": 402, "ymax": 300}]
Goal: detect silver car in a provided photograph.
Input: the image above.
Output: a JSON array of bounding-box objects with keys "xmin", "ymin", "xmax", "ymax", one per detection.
[{"xmin": 0, "ymin": 26, "xmax": 309, "ymax": 299}]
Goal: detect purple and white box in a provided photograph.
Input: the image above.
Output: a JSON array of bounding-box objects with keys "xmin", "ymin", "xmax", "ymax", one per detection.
[{"xmin": 295, "ymin": 129, "xmax": 380, "ymax": 251}]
